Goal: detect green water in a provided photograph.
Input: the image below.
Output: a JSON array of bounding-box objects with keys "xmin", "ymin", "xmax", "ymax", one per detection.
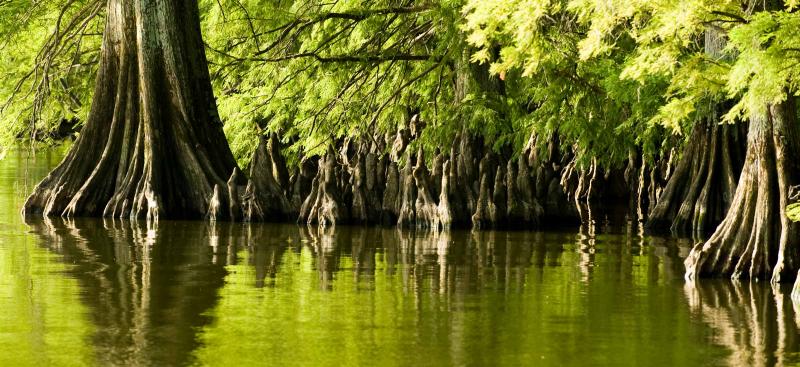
[{"xmin": 1, "ymin": 148, "xmax": 799, "ymax": 366}]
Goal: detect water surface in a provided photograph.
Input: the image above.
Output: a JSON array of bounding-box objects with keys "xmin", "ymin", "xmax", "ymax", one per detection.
[{"xmin": 1, "ymin": 148, "xmax": 798, "ymax": 366}]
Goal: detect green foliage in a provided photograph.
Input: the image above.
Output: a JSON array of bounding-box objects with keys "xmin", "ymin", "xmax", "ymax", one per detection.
[
  {"xmin": 461, "ymin": 0, "xmax": 671, "ymax": 168},
  {"xmin": 201, "ymin": 0, "xmax": 478, "ymax": 167},
  {"xmin": 788, "ymin": 203, "xmax": 800, "ymax": 222},
  {"xmin": 0, "ymin": 0, "xmax": 102, "ymax": 148},
  {"xmin": 3, "ymin": 0, "xmax": 799, "ymax": 177},
  {"xmin": 724, "ymin": 10, "xmax": 800, "ymax": 121},
  {"xmin": 571, "ymin": 0, "xmax": 800, "ymax": 126},
  {"xmin": 461, "ymin": 0, "xmax": 800, "ymax": 170}
]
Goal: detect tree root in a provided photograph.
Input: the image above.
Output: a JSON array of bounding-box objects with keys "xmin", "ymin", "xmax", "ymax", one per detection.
[{"xmin": 685, "ymin": 99, "xmax": 800, "ymax": 283}]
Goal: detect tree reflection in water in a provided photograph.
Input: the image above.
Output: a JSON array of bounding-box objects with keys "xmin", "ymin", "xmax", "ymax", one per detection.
[
  {"xmin": 24, "ymin": 213, "xmax": 800, "ymax": 366},
  {"xmin": 685, "ymin": 281, "xmax": 800, "ymax": 367},
  {"xmin": 26, "ymin": 217, "xmax": 228, "ymax": 366},
  {"xmin": 292, "ymin": 226, "xmax": 564, "ymax": 295}
]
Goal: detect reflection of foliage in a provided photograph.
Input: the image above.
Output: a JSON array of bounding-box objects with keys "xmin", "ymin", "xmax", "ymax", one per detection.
[
  {"xmin": 194, "ymin": 227, "xmax": 727, "ymax": 366},
  {"xmin": 0, "ymin": 234, "xmax": 95, "ymax": 366},
  {"xmin": 0, "ymin": 150, "xmax": 94, "ymax": 365}
]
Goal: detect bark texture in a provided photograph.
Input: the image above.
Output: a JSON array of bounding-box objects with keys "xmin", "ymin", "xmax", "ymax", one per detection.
[
  {"xmin": 299, "ymin": 149, "xmax": 349, "ymax": 226},
  {"xmin": 243, "ymin": 135, "xmax": 297, "ymax": 221},
  {"xmin": 685, "ymin": 98, "xmax": 800, "ymax": 282},
  {"xmin": 286, "ymin": 126, "xmax": 585, "ymax": 230},
  {"xmin": 24, "ymin": 0, "xmax": 242, "ymax": 221},
  {"xmin": 647, "ymin": 28, "xmax": 745, "ymax": 235},
  {"xmin": 647, "ymin": 115, "xmax": 745, "ymax": 235}
]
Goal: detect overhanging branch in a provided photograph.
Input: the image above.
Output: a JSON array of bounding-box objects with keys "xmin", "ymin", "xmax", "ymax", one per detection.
[{"xmin": 258, "ymin": 52, "xmax": 436, "ymax": 63}]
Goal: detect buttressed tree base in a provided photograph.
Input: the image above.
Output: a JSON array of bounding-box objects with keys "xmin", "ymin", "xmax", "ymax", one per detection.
[{"xmin": 23, "ymin": 0, "xmax": 243, "ymax": 221}]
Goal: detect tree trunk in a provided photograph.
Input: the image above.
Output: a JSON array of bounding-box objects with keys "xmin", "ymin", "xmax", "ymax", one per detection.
[
  {"xmin": 242, "ymin": 135, "xmax": 296, "ymax": 221},
  {"xmin": 646, "ymin": 115, "xmax": 744, "ymax": 235},
  {"xmin": 23, "ymin": 0, "xmax": 241, "ymax": 221},
  {"xmin": 647, "ymin": 27, "xmax": 745, "ymax": 236},
  {"xmin": 685, "ymin": 98, "xmax": 800, "ymax": 282},
  {"xmin": 299, "ymin": 149, "xmax": 349, "ymax": 226}
]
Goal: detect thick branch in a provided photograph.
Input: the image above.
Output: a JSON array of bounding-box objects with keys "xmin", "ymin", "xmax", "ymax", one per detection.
[
  {"xmin": 206, "ymin": 44, "xmax": 436, "ymax": 64},
  {"xmin": 258, "ymin": 52, "xmax": 435, "ymax": 63},
  {"xmin": 316, "ymin": 5, "xmax": 434, "ymax": 21}
]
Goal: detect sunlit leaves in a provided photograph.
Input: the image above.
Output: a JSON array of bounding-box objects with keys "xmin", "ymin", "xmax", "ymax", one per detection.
[
  {"xmin": 575, "ymin": 0, "xmax": 800, "ymax": 129},
  {"xmin": 6, "ymin": 0, "xmax": 800, "ymax": 183},
  {"xmin": 723, "ymin": 11, "xmax": 800, "ymax": 120},
  {"xmin": 0, "ymin": 0, "xmax": 101, "ymax": 148},
  {"xmin": 788, "ymin": 203, "xmax": 800, "ymax": 222},
  {"xmin": 461, "ymin": 0, "xmax": 669, "ymax": 168},
  {"xmin": 201, "ymin": 0, "xmax": 471, "ymax": 166}
]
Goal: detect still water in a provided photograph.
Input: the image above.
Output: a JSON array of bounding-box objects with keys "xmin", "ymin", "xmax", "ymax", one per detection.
[{"xmin": 1, "ymin": 148, "xmax": 799, "ymax": 366}]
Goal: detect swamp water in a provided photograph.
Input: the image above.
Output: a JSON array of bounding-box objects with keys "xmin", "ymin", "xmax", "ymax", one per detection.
[{"xmin": 0, "ymin": 148, "xmax": 798, "ymax": 366}]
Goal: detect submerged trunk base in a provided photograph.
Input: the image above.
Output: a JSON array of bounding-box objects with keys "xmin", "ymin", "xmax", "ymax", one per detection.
[
  {"xmin": 24, "ymin": 0, "xmax": 243, "ymax": 221},
  {"xmin": 685, "ymin": 100, "xmax": 800, "ymax": 284}
]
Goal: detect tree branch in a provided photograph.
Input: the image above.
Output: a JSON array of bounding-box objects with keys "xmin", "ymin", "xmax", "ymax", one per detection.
[{"xmin": 260, "ymin": 53, "xmax": 436, "ymax": 63}]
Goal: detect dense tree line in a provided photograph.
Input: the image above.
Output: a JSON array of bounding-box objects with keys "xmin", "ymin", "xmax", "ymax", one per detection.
[{"xmin": 1, "ymin": 0, "xmax": 800, "ymax": 287}]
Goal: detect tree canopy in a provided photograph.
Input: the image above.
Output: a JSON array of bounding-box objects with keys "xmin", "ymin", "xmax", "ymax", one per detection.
[{"xmin": 2, "ymin": 0, "xmax": 799, "ymax": 184}]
